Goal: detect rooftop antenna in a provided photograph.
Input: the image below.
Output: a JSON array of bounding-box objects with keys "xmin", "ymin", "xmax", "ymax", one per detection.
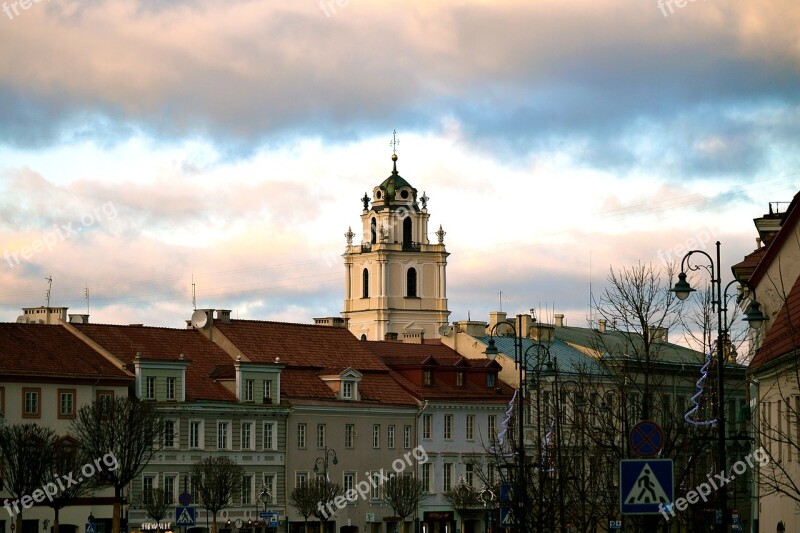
[
  {"xmin": 45, "ymin": 276, "xmax": 53, "ymax": 308},
  {"xmin": 499, "ymin": 290, "xmax": 503, "ymax": 312},
  {"xmin": 85, "ymin": 284, "xmax": 90, "ymax": 314},
  {"xmin": 192, "ymin": 274, "xmax": 196, "ymax": 310},
  {"xmin": 587, "ymin": 250, "xmax": 594, "ymax": 326}
]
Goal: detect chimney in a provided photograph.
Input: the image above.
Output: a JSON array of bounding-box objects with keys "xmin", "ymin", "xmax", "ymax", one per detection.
[
  {"xmin": 68, "ymin": 313, "xmax": 90, "ymax": 324},
  {"xmin": 385, "ymin": 332, "xmax": 399, "ymax": 341},
  {"xmin": 314, "ymin": 317, "xmax": 347, "ymax": 328},
  {"xmin": 554, "ymin": 314, "xmax": 564, "ymax": 328},
  {"xmin": 516, "ymin": 314, "xmax": 533, "ymax": 338},
  {"xmin": 648, "ymin": 326, "xmax": 668, "ymax": 343},
  {"xmin": 598, "ymin": 319, "xmax": 607, "ymax": 334},
  {"xmin": 488, "ymin": 311, "xmax": 507, "ymax": 332},
  {"xmin": 217, "ymin": 309, "xmax": 232, "ymax": 324},
  {"xmin": 401, "ymin": 332, "xmax": 424, "ymax": 344},
  {"xmin": 530, "ymin": 323, "xmax": 555, "ymax": 343}
]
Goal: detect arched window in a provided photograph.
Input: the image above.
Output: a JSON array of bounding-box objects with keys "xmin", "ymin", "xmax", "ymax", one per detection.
[
  {"xmin": 403, "ymin": 217, "xmax": 412, "ymax": 247},
  {"xmin": 362, "ymin": 268, "xmax": 369, "ymax": 298},
  {"xmin": 360, "ymin": 334, "xmax": 367, "ymax": 341},
  {"xmin": 370, "ymin": 217, "xmax": 377, "ymax": 244},
  {"xmin": 407, "ymin": 267, "xmax": 417, "ymax": 297}
]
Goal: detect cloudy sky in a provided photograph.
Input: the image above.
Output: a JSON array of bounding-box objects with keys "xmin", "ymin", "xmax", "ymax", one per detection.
[{"xmin": 0, "ymin": 0, "xmax": 798, "ymax": 330}]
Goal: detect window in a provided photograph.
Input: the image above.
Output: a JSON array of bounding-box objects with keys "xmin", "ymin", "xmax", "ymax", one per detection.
[
  {"xmin": 146, "ymin": 377, "xmax": 156, "ymax": 400},
  {"xmin": 487, "ymin": 464, "xmax": 496, "ymax": 486},
  {"xmin": 217, "ymin": 421, "xmax": 230, "ymax": 450},
  {"xmin": 423, "ymin": 414, "xmax": 432, "ymax": 439},
  {"xmin": 403, "ymin": 217, "xmax": 412, "ymax": 247},
  {"xmin": 22, "ymin": 388, "xmax": 40, "ymax": 418},
  {"xmin": 422, "ymin": 463, "xmax": 433, "ymax": 493},
  {"xmin": 387, "ymin": 425, "xmax": 395, "ymax": 449},
  {"xmin": 403, "ymin": 425, "xmax": 411, "ymax": 449},
  {"xmin": 486, "ymin": 373, "xmax": 496, "ymax": 388},
  {"xmin": 465, "ymin": 463, "xmax": 475, "ymax": 487},
  {"xmin": 297, "ymin": 423, "xmax": 307, "ymax": 449},
  {"xmin": 166, "ymin": 377, "xmax": 176, "ymax": 400},
  {"xmin": 317, "ymin": 424, "xmax": 326, "ymax": 449},
  {"xmin": 344, "ymin": 473, "xmax": 355, "ymax": 495},
  {"xmin": 242, "ymin": 475, "xmax": 253, "ymax": 505},
  {"xmin": 443, "ymin": 463, "xmax": 454, "ymax": 492},
  {"xmin": 163, "ymin": 475, "xmax": 175, "ymax": 504},
  {"xmin": 345, "ymin": 424, "xmax": 355, "ymax": 448},
  {"xmin": 97, "ymin": 390, "xmax": 114, "ymax": 405},
  {"xmin": 488, "ymin": 415, "xmax": 496, "ymax": 438},
  {"xmin": 58, "ymin": 389, "xmax": 76, "ymax": 419},
  {"xmin": 244, "ymin": 379, "xmax": 254, "ymax": 402},
  {"xmin": 370, "ymin": 217, "xmax": 377, "ymax": 244},
  {"xmin": 342, "ymin": 381, "xmax": 353, "ymax": 400},
  {"xmin": 370, "ymin": 471, "xmax": 381, "ymax": 499},
  {"xmin": 296, "ymin": 472, "xmax": 308, "ymax": 488},
  {"xmin": 143, "ymin": 476, "xmax": 155, "ymax": 504},
  {"xmin": 406, "ymin": 267, "xmax": 417, "ymax": 297},
  {"xmin": 262, "ymin": 474, "xmax": 276, "ymax": 503},
  {"xmin": 466, "ymin": 415, "xmax": 475, "ymax": 441},
  {"xmin": 263, "ymin": 422, "xmax": 276, "ymax": 450},
  {"xmin": 373, "ymin": 424, "xmax": 381, "ymax": 448},
  {"xmin": 164, "ymin": 420, "xmax": 176, "ymax": 448},
  {"xmin": 263, "ymin": 380, "xmax": 272, "ymax": 402},
  {"xmin": 362, "ymin": 268, "xmax": 369, "ymax": 298},
  {"xmin": 241, "ymin": 422, "xmax": 253, "ymax": 450},
  {"xmin": 444, "ymin": 414, "xmax": 453, "ymax": 439},
  {"xmin": 456, "ymin": 372, "xmax": 464, "ymax": 387},
  {"xmin": 190, "ymin": 421, "xmax": 203, "ymax": 449},
  {"xmin": 423, "ymin": 370, "xmax": 432, "ymax": 386}
]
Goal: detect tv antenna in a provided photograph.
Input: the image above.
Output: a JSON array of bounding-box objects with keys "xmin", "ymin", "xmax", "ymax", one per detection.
[
  {"xmin": 45, "ymin": 276, "xmax": 53, "ymax": 308},
  {"xmin": 192, "ymin": 274, "xmax": 196, "ymax": 310},
  {"xmin": 85, "ymin": 284, "xmax": 90, "ymax": 314}
]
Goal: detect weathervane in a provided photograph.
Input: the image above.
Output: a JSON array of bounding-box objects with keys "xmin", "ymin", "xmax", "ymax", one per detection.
[{"xmin": 390, "ymin": 130, "xmax": 399, "ymax": 156}]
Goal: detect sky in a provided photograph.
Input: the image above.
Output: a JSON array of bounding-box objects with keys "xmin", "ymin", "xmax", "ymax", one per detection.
[{"xmin": 0, "ymin": 0, "xmax": 798, "ymax": 331}]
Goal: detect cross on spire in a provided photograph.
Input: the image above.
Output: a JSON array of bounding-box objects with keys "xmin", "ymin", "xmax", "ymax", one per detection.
[{"xmin": 390, "ymin": 130, "xmax": 399, "ymax": 155}]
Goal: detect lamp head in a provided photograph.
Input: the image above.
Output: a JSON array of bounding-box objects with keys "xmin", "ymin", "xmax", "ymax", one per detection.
[
  {"xmin": 670, "ymin": 272, "xmax": 695, "ymax": 301},
  {"xmin": 332, "ymin": 454, "xmax": 339, "ymax": 465},
  {"xmin": 542, "ymin": 359, "xmax": 555, "ymax": 376},
  {"xmin": 484, "ymin": 338, "xmax": 499, "ymax": 361},
  {"xmin": 313, "ymin": 464, "xmax": 319, "ymax": 474},
  {"xmin": 743, "ymin": 300, "xmax": 767, "ymax": 329}
]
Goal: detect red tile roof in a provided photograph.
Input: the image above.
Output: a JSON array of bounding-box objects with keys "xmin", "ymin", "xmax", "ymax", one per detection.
[
  {"xmin": 0, "ymin": 323, "xmax": 132, "ymax": 382},
  {"xmin": 750, "ymin": 275, "xmax": 800, "ymax": 371},
  {"xmin": 214, "ymin": 320, "xmax": 388, "ymax": 372},
  {"xmin": 213, "ymin": 321, "xmax": 418, "ymax": 406},
  {"xmin": 74, "ymin": 324, "xmax": 237, "ymax": 403},
  {"xmin": 365, "ymin": 341, "xmax": 514, "ymax": 402}
]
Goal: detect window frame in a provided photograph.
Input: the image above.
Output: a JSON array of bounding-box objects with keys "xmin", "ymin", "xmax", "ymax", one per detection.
[
  {"xmin": 57, "ymin": 388, "xmax": 76, "ymax": 419},
  {"xmin": 22, "ymin": 387, "xmax": 41, "ymax": 418}
]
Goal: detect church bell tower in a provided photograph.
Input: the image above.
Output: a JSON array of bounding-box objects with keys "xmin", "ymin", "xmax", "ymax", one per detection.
[{"xmin": 341, "ymin": 136, "xmax": 450, "ymax": 341}]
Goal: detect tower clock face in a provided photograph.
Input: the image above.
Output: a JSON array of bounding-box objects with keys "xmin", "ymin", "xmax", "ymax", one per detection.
[{"xmin": 234, "ymin": 519, "xmax": 243, "ymax": 529}]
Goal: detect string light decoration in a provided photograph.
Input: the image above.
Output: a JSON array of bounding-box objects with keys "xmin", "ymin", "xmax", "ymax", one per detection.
[
  {"xmin": 493, "ymin": 389, "xmax": 518, "ymax": 456},
  {"xmin": 684, "ymin": 347, "xmax": 717, "ymax": 426},
  {"xmin": 542, "ymin": 417, "xmax": 556, "ymax": 473}
]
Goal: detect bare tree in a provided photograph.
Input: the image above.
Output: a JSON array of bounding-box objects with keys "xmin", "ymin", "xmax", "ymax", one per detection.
[
  {"xmin": 309, "ymin": 478, "xmax": 343, "ymax": 533},
  {"xmin": 443, "ymin": 478, "xmax": 480, "ymax": 533},
  {"xmin": 142, "ymin": 488, "xmax": 170, "ymax": 533},
  {"xmin": 45, "ymin": 437, "xmax": 94, "ymax": 533},
  {"xmin": 71, "ymin": 397, "xmax": 164, "ymax": 533},
  {"xmin": 190, "ymin": 456, "xmax": 244, "ymax": 533},
  {"xmin": 0, "ymin": 423, "xmax": 58, "ymax": 532},
  {"xmin": 289, "ymin": 481, "xmax": 317, "ymax": 533},
  {"xmin": 382, "ymin": 475, "xmax": 426, "ymax": 533}
]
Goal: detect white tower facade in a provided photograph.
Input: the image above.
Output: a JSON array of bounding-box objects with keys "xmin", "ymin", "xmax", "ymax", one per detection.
[{"xmin": 342, "ymin": 153, "xmax": 450, "ymax": 341}]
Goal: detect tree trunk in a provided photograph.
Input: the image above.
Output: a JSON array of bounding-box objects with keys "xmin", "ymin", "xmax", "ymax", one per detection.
[
  {"xmin": 54, "ymin": 507, "xmax": 60, "ymax": 533},
  {"xmin": 16, "ymin": 511, "xmax": 23, "ymax": 533},
  {"xmin": 211, "ymin": 512, "xmax": 218, "ymax": 533},
  {"xmin": 113, "ymin": 485, "xmax": 122, "ymax": 533}
]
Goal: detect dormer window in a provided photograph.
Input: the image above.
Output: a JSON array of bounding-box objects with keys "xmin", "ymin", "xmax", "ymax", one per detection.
[
  {"xmin": 244, "ymin": 379, "xmax": 254, "ymax": 402},
  {"xmin": 342, "ymin": 381, "xmax": 353, "ymax": 400},
  {"xmin": 423, "ymin": 370, "xmax": 433, "ymax": 386},
  {"xmin": 456, "ymin": 372, "xmax": 465, "ymax": 387},
  {"xmin": 486, "ymin": 373, "xmax": 496, "ymax": 388},
  {"xmin": 322, "ymin": 368, "xmax": 362, "ymax": 401}
]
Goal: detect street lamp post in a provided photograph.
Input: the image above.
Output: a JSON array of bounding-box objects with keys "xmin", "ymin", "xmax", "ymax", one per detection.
[
  {"xmin": 483, "ymin": 316, "xmax": 527, "ymax": 533},
  {"xmin": 478, "ymin": 486, "xmax": 496, "ymax": 533},
  {"xmin": 484, "ymin": 318, "xmax": 557, "ymax": 533},
  {"xmin": 313, "ymin": 447, "xmax": 338, "ymax": 532},
  {"xmin": 670, "ymin": 241, "xmax": 766, "ymax": 532},
  {"xmin": 258, "ymin": 485, "xmax": 271, "ymax": 532}
]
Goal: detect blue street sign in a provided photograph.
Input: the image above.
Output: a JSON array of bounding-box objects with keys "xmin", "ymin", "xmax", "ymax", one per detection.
[
  {"xmin": 620, "ymin": 459, "xmax": 673, "ymax": 515},
  {"xmin": 629, "ymin": 420, "xmax": 664, "ymax": 458},
  {"xmin": 499, "ymin": 483, "xmax": 512, "ymax": 504},
  {"xmin": 175, "ymin": 506, "xmax": 196, "ymax": 527},
  {"xmin": 499, "ymin": 508, "xmax": 514, "ymax": 528},
  {"xmin": 85, "ymin": 524, "xmax": 96, "ymax": 533},
  {"xmin": 609, "ymin": 520, "xmax": 622, "ymax": 529},
  {"xmin": 259, "ymin": 512, "xmax": 276, "ymax": 519}
]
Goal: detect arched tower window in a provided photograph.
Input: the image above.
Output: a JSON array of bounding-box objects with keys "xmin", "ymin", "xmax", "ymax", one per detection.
[
  {"xmin": 407, "ymin": 267, "xmax": 417, "ymax": 297},
  {"xmin": 371, "ymin": 217, "xmax": 377, "ymax": 244},
  {"xmin": 403, "ymin": 217, "xmax": 412, "ymax": 247},
  {"xmin": 362, "ymin": 268, "xmax": 369, "ymax": 298}
]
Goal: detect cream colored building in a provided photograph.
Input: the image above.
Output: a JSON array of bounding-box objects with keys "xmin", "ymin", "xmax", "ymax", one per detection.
[
  {"xmin": 341, "ymin": 154, "xmax": 450, "ymax": 342},
  {"xmin": 735, "ymin": 193, "xmax": 800, "ymax": 533}
]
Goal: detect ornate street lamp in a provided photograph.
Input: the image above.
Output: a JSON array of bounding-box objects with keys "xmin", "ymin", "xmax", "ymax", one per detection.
[{"xmin": 669, "ymin": 241, "xmax": 766, "ymax": 532}]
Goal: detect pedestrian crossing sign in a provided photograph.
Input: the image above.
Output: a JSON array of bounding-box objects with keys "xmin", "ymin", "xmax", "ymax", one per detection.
[{"xmin": 620, "ymin": 459, "xmax": 673, "ymax": 515}]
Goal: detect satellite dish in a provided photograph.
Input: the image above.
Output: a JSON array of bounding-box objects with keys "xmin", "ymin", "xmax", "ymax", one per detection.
[
  {"xmin": 71, "ymin": 315, "xmax": 85, "ymax": 324},
  {"xmin": 191, "ymin": 309, "xmax": 208, "ymax": 329},
  {"xmin": 16, "ymin": 315, "xmax": 26, "ymax": 323},
  {"xmin": 438, "ymin": 325, "xmax": 453, "ymax": 337}
]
